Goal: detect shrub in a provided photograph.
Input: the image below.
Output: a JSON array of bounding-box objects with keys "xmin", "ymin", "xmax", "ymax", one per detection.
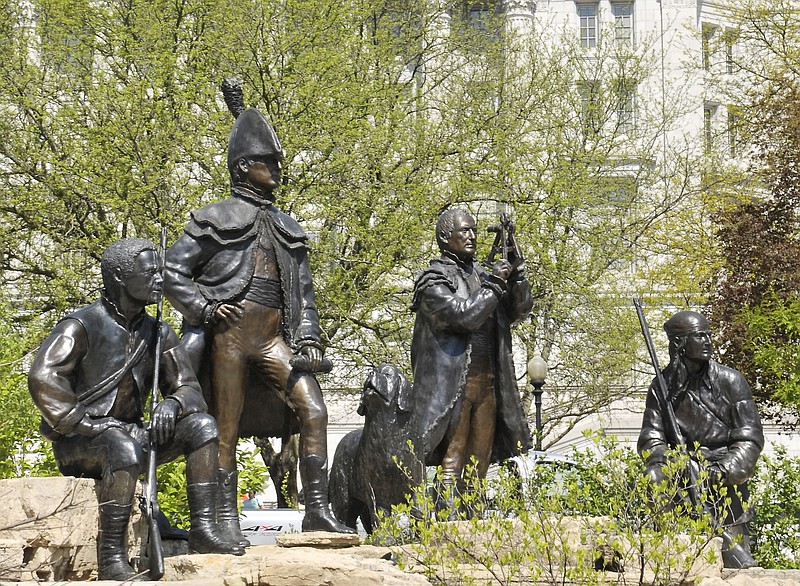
[
  {"xmin": 373, "ymin": 433, "xmax": 722, "ymax": 586},
  {"xmin": 749, "ymin": 445, "xmax": 800, "ymax": 569}
]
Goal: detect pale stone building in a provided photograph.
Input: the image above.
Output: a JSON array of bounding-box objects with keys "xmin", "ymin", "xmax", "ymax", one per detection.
[{"xmin": 312, "ymin": 0, "xmax": 800, "ymax": 494}]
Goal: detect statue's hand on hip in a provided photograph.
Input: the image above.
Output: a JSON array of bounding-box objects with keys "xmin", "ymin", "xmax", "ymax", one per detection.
[{"xmin": 214, "ymin": 302, "xmax": 243, "ymax": 326}]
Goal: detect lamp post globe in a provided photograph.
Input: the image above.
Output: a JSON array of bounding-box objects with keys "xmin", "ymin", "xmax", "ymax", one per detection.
[{"xmin": 527, "ymin": 352, "xmax": 548, "ymax": 451}]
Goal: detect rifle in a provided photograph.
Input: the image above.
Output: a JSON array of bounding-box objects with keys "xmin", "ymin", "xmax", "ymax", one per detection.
[
  {"xmin": 486, "ymin": 212, "xmax": 524, "ymax": 270},
  {"xmin": 139, "ymin": 228, "xmax": 167, "ymax": 580},
  {"xmin": 633, "ymin": 298, "xmax": 750, "ymax": 564},
  {"xmin": 633, "ymin": 299, "xmax": 691, "ymax": 476}
]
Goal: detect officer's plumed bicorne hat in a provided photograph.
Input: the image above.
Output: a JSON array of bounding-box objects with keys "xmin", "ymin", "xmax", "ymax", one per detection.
[{"xmin": 227, "ymin": 108, "xmax": 284, "ymax": 172}]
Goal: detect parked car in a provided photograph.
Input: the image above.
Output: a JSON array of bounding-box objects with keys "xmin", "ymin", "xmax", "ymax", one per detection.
[
  {"xmin": 238, "ymin": 508, "xmax": 304, "ymax": 545},
  {"xmin": 484, "ymin": 450, "xmax": 581, "ymax": 510},
  {"xmin": 238, "ymin": 507, "xmax": 367, "ymax": 544},
  {"xmin": 492, "ymin": 450, "xmax": 576, "ymax": 477}
]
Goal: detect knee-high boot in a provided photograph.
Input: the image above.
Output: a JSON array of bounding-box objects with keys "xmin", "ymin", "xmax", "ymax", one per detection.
[
  {"xmin": 433, "ymin": 473, "xmax": 461, "ymax": 522},
  {"xmin": 216, "ymin": 469, "xmax": 250, "ymax": 548},
  {"xmin": 187, "ymin": 482, "xmax": 245, "ymax": 555},
  {"xmin": 97, "ymin": 503, "xmax": 144, "ymax": 581},
  {"xmin": 300, "ymin": 455, "xmax": 355, "ymax": 533},
  {"xmin": 722, "ymin": 523, "xmax": 757, "ymax": 569}
]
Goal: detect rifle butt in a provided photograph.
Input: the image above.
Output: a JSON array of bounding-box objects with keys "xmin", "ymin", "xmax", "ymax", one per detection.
[{"xmin": 147, "ymin": 514, "xmax": 165, "ymax": 580}]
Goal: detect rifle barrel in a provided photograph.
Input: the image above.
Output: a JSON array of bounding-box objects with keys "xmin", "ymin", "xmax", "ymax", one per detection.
[
  {"xmin": 143, "ymin": 227, "xmax": 167, "ymax": 580},
  {"xmin": 633, "ymin": 298, "xmax": 683, "ymax": 442},
  {"xmin": 634, "ymin": 297, "xmax": 704, "ymax": 508}
]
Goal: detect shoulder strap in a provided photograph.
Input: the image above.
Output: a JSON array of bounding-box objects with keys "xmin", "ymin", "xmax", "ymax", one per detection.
[{"xmin": 76, "ymin": 326, "xmax": 152, "ymax": 405}]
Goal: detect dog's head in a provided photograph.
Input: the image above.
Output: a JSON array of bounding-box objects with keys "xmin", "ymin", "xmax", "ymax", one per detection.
[{"xmin": 358, "ymin": 363, "xmax": 412, "ymax": 417}]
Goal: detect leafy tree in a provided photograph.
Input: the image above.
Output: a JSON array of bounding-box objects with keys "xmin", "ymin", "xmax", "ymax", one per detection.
[
  {"xmin": 706, "ymin": 1, "xmax": 800, "ymax": 418},
  {"xmin": 749, "ymin": 445, "xmax": 800, "ymax": 569},
  {"xmin": 707, "ymin": 137, "xmax": 800, "ymax": 414},
  {"xmin": 0, "ymin": 0, "xmax": 723, "ymax": 461},
  {"xmin": 0, "ymin": 305, "xmax": 56, "ymax": 478}
]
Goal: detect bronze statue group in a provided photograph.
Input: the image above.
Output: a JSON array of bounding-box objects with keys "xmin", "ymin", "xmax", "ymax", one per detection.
[{"xmin": 26, "ymin": 84, "xmax": 763, "ymax": 579}]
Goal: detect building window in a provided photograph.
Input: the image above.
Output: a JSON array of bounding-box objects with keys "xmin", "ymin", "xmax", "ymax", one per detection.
[
  {"xmin": 451, "ymin": 1, "xmax": 498, "ymax": 32},
  {"xmin": 603, "ymin": 176, "xmax": 637, "ymax": 207},
  {"xmin": 702, "ymin": 24, "xmax": 717, "ymax": 71},
  {"xmin": 724, "ymin": 29, "xmax": 738, "ymax": 74},
  {"xmin": 468, "ymin": 7, "xmax": 491, "ymax": 33},
  {"xmin": 578, "ymin": 80, "xmax": 600, "ymax": 133},
  {"xmin": 704, "ymin": 105, "xmax": 716, "ymax": 152},
  {"xmin": 615, "ymin": 78, "xmax": 636, "ymax": 130},
  {"xmin": 611, "ymin": 3, "xmax": 633, "ymax": 45},
  {"xmin": 727, "ymin": 107, "xmax": 741, "ymax": 157},
  {"xmin": 578, "ymin": 4, "xmax": 598, "ymax": 49},
  {"xmin": 449, "ymin": 1, "xmax": 501, "ymax": 44}
]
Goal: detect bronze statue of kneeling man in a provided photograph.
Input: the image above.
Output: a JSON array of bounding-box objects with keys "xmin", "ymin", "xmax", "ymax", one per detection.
[
  {"xmin": 638, "ymin": 310, "xmax": 763, "ymax": 569},
  {"xmin": 28, "ymin": 238, "xmax": 244, "ymax": 582}
]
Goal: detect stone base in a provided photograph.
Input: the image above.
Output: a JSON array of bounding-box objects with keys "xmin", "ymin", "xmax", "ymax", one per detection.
[
  {"xmin": 276, "ymin": 531, "xmax": 361, "ymax": 548},
  {"xmin": 0, "ymin": 477, "xmax": 425, "ymax": 584},
  {"xmin": 163, "ymin": 544, "xmax": 430, "ymax": 585},
  {"xmin": 0, "ymin": 476, "xmax": 147, "ymax": 581},
  {"xmin": 3, "ymin": 479, "xmax": 800, "ymax": 585},
  {"xmin": 711, "ymin": 568, "xmax": 800, "ymax": 585}
]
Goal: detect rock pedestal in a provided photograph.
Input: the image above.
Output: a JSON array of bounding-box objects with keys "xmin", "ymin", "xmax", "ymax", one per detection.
[
  {"xmin": 0, "ymin": 478, "xmax": 426, "ymax": 584},
  {"xmin": 3, "ymin": 478, "xmax": 800, "ymax": 585},
  {"xmin": 0, "ymin": 476, "xmax": 147, "ymax": 581},
  {"xmin": 164, "ymin": 543, "xmax": 430, "ymax": 585}
]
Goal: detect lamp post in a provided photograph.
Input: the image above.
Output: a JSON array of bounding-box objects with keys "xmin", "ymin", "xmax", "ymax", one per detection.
[{"xmin": 527, "ymin": 352, "xmax": 548, "ymax": 451}]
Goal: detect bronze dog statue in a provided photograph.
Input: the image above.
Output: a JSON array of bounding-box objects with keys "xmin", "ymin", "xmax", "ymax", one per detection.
[{"xmin": 329, "ymin": 363, "xmax": 423, "ymax": 533}]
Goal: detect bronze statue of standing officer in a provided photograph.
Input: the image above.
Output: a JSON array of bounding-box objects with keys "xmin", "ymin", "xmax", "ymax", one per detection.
[{"xmin": 165, "ymin": 94, "xmax": 352, "ymax": 544}]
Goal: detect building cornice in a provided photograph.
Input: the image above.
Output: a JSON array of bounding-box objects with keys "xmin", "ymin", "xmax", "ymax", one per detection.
[{"xmin": 503, "ymin": 0, "xmax": 536, "ymax": 16}]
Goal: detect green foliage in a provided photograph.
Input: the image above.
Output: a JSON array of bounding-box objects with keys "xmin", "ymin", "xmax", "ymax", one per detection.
[
  {"xmin": 706, "ymin": 84, "xmax": 800, "ymax": 416},
  {"xmin": 741, "ymin": 293, "xmax": 800, "ymax": 407},
  {"xmin": 374, "ymin": 434, "xmax": 723, "ymax": 586},
  {"xmin": 0, "ymin": 307, "xmax": 56, "ymax": 478},
  {"xmin": 718, "ymin": 0, "xmax": 800, "ymax": 83},
  {"xmin": 749, "ymin": 446, "xmax": 800, "ymax": 569},
  {"xmin": 157, "ymin": 458, "xmax": 189, "ymax": 530},
  {"xmin": 237, "ymin": 444, "xmax": 269, "ymax": 498},
  {"xmin": 0, "ymin": 0, "xmax": 736, "ymax": 513},
  {"xmin": 708, "ymin": 1, "xmax": 800, "ymax": 416},
  {"xmin": 0, "ymin": 0, "xmax": 721, "ymax": 446}
]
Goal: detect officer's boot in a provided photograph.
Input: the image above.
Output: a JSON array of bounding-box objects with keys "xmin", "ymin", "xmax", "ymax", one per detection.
[
  {"xmin": 300, "ymin": 455, "xmax": 355, "ymax": 533},
  {"xmin": 433, "ymin": 474, "xmax": 461, "ymax": 522},
  {"xmin": 97, "ymin": 503, "xmax": 144, "ymax": 581},
  {"xmin": 187, "ymin": 482, "xmax": 245, "ymax": 555},
  {"xmin": 216, "ymin": 468, "xmax": 251, "ymax": 548}
]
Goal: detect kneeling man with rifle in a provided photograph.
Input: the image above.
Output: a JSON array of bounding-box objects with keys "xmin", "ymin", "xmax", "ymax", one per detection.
[
  {"xmin": 29, "ymin": 238, "xmax": 244, "ymax": 582},
  {"xmin": 635, "ymin": 304, "xmax": 764, "ymax": 569}
]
